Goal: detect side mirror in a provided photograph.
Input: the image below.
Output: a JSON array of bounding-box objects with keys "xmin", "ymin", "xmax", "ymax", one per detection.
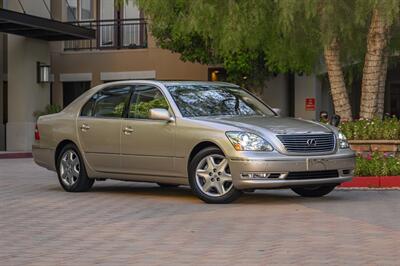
[
  {"xmin": 149, "ymin": 108, "xmax": 174, "ymax": 122},
  {"xmin": 272, "ymin": 108, "xmax": 281, "ymax": 116}
]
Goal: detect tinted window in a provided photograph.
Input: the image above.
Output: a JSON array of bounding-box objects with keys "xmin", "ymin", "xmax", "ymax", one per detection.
[
  {"xmin": 80, "ymin": 96, "xmax": 96, "ymax": 117},
  {"xmin": 81, "ymin": 86, "xmax": 131, "ymax": 118},
  {"xmin": 167, "ymin": 85, "xmax": 275, "ymax": 117},
  {"xmin": 129, "ymin": 85, "xmax": 169, "ymax": 119}
]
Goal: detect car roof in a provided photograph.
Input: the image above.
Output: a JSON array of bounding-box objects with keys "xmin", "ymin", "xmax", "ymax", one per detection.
[{"xmin": 99, "ymin": 80, "xmax": 239, "ymax": 88}]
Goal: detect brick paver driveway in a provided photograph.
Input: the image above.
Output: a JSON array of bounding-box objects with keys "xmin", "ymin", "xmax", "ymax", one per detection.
[{"xmin": 1, "ymin": 159, "xmax": 399, "ymax": 265}]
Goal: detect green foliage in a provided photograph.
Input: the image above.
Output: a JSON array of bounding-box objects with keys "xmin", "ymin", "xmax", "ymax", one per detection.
[
  {"xmin": 116, "ymin": 0, "xmax": 400, "ymax": 95},
  {"xmin": 33, "ymin": 104, "xmax": 62, "ymax": 119},
  {"xmin": 340, "ymin": 117, "xmax": 400, "ymax": 140},
  {"xmin": 355, "ymin": 152, "xmax": 400, "ymax": 176},
  {"xmin": 129, "ymin": 97, "xmax": 169, "ymax": 119}
]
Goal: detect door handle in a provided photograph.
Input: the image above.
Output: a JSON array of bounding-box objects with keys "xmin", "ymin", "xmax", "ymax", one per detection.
[
  {"xmin": 123, "ymin": 126, "xmax": 134, "ymax": 135},
  {"xmin": 80, "ymin": 124, "xmax": 90, "ymax": 131}
]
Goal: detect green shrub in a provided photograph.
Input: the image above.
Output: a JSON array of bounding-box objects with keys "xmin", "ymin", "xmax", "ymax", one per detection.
[
  {"xmin": 340, "ymin": 117, "xmax": 400, "ymax": 140},
  {"xmin": 355, "ymin": 152, "xmax": 400, "ymax": 176},
  {"xmin": 33, "ymin": 104, "xmax": 62, "ymax": 119}
]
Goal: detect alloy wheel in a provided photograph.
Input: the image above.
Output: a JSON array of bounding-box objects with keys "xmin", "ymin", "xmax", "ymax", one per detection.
[
  {"xmin": 195, "ymin": 154, "xmax": 233, "ymax": 197},
  {"xmin": 59, "ymin": 150, "xmax": 81, "ymax": 187}
]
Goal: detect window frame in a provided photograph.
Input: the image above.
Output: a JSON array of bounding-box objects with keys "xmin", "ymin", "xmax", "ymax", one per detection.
[
  {"xmin": 66, "ymin": 0, "xmax": 94, "ymax": 22},
  {"xmin": 79, "ymin": 85, "xmax": 133, "ymax": 119},
  {"xmin": 125, "ymin": 84, "xmax": 175, "ymax": 121}
]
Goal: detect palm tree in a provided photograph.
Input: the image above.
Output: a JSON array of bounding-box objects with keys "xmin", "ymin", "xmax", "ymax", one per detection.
[{"xmin": 323, "ymin": 38, "xmax": 353, "ymax": 121}]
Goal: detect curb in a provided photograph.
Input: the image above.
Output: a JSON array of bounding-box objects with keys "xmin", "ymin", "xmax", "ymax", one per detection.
[
  {"xmin": 340, "ymin": 176, "xmax": 400, "ymax": 188},
  {"xmin": 0, "ymin": 152, "xmax": 33, "ymax": 159}
]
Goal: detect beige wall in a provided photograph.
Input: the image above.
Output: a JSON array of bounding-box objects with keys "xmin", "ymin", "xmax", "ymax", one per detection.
[
  {"xmin": 50, "ymin": 0, "xmax": 210, "ymax": 107},
  {"xmin": 51, "ymin": 35, "xmax": 209, "ymax": 106},
  {"xmin": 5, "ymin": 0, "xmax": 51, "ymax": 151}
]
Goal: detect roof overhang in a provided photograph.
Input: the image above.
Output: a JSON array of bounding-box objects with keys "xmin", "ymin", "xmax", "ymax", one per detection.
[{"xmin": 0, "ymin": 8, "xmax": 95, "ymax": 41}]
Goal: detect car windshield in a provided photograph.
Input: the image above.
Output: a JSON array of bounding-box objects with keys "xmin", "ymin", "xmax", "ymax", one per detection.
[{"xmin": 166, "ymin": 84, "xmax": 275, "ymax": 117}]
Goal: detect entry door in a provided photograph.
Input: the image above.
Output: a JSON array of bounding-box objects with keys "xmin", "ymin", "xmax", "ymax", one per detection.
[
  {"xmin": 77, "ymin": 85, "xmax": 131, "ymax": 172},
  {"xmin": 63, "ymin": 81, "xmax": 91, "ymax": 107},
  {"xmin": 390, "ymin": 83, "xmax": 400, "ymax": 117},
  {"xmin": 120, "ymin": 85, "xmax": 176, "ymax": 176}
]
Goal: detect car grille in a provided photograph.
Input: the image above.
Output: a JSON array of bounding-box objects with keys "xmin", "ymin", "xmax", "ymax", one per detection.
[
  {"xmin": 286, "ymin": 170, "xmax": 339, "ymax": 180},
  {"xmin": 277, "ymin": 133, "xmax": 335, "ymax": 153}
]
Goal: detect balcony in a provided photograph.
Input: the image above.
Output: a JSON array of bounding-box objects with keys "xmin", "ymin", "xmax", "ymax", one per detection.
[{"xmin": 64, "ymin": 18, "xmax": 147, "ymax": 51}]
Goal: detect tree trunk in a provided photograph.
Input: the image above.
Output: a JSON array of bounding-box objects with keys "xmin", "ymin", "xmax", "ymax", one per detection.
[
  {"xmin": 376, "ymin": 50, "xmax": 389, "ymax": 118},
  {"xmin": 360, "ymin": 8, "xmax": 388, "ymax": 119},
  {"xmin": 323, "ymin": 38, "xmax": 352, "ymax": 121}
]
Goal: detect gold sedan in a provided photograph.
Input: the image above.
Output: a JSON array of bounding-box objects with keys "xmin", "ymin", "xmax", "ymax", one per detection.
[{"xmin": 33, "ymin": 81, "xmax": 355, "ymax": 203}]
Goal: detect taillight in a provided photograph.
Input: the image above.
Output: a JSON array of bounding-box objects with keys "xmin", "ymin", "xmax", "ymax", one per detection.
[{"xmin": 34, "ymin": 124, "xmax": 40, "ymax": 141}]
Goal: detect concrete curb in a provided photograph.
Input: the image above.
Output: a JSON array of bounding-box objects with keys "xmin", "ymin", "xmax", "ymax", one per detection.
[{"xmin": 0, "ymin": 152, "xmax": 33, "ymax": 159}]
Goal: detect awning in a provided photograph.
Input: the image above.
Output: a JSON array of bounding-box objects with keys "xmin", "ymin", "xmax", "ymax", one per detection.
[{"xmin": 0, "ymin": 8, "xmax": 95, "ymax": 41}]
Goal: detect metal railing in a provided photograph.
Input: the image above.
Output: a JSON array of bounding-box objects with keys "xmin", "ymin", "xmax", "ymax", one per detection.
[{"xmin": 64, "ymin": 18, "xmax": 148, "ymax": 51}]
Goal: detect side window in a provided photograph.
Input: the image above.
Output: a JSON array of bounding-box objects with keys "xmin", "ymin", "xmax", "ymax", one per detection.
[
  {"xmin": 93, "ymin": 86, "xmax": 131, "ymax": 118},
  {"xmin": 129, "ymin": 85, "xmax": 169, "ymax": 119},
  {"xmin": 80, "ymin": 86, "xmax": 131, "ymax": 118},
  {"xmin": 80, "ymin": 93, "xmax": 99, "ymax": 117}
]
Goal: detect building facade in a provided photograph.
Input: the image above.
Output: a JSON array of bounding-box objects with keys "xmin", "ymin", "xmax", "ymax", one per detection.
[{"xmin": 0, "ymin": 0, "xmax": 334, "ymax": 151}]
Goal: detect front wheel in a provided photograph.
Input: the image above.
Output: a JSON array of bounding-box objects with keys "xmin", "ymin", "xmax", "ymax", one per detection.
[
  {"xmin": 57, "ymin": 144, "xmax": 94, "ymax": 192},
  {"xmin": 291, "ymin": 185, "xmax": 336, "ymax": 197},
  {"xmin": 189, "ymin": 147, "xmax": 242, "ymax": 204}
]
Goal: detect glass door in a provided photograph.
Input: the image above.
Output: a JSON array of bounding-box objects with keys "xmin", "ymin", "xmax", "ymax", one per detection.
[
  {"xmin": 99, "ymin": 0, "xmax": 116, "ymax": 48},
  {"xmin": 122, "ymin": 0, "xmax": 141, "ymax": 48}
]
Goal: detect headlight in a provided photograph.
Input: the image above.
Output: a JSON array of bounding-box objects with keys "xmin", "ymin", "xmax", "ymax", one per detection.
[
  {"xmin": 338, "ymin": 132, "xmax": 349, "ymax": 149},
  {"xmin": 226, "ymin": 132, "xmax": 274, "ymax": 151}
]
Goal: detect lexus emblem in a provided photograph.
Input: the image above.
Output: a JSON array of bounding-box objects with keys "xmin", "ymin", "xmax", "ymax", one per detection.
[{"xmin": 306, "ymin": 139, "xmax": 317, "ymax": 147}]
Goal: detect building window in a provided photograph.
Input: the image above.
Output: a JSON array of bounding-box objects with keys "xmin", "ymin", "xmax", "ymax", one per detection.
[{"xmin": 66, "ymin": 0, "xmax": 93, "ymax": 21}]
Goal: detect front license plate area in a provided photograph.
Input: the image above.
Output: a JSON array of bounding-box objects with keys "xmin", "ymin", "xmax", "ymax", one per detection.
[{"xmin": 306, "ymin": 158, "xmax": 330, "ymax": 171}]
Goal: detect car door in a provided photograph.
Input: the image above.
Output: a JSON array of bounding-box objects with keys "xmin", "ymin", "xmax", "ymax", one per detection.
[
  {"xmin": 77, "ymin": 85, "xmax": 132, "ymax": 173},
  {"xmin": 120, "ymin": 84, "xmax": 176, "ymax": 176}
]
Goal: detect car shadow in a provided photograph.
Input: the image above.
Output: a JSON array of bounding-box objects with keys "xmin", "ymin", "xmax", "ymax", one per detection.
[{"xmin": 82, "ymin": 183, "xmax": 346, "ymax": 205}]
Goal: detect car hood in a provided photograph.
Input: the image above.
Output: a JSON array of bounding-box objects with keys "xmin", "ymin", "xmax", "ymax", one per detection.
[{"xmin": 194, "ymin": 115, "xmax": 333, "ymax": 135}]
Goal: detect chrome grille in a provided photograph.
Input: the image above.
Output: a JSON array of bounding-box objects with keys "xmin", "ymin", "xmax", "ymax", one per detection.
[{"xmin": 277, "ymin": 133, "xmax": 335, "ymax": 153}]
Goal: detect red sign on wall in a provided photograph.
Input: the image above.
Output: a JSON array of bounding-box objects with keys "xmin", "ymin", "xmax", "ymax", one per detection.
[{"xmin": 305, "ymin": 98, "xmax": 316, "ymax": 111}]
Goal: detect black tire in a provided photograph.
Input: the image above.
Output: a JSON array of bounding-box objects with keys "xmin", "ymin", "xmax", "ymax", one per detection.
[
  {"xmin": 188, "ymin": 146, "xmax": 242, "ymax": 204},
  {"xmin": 291, "ymin": 185, "xmax": 336, "ymax": 197},
  {"xmin": 56, "ymin": 143, "xmax": 94, "ymax": 192},
  {"xmin": 157, "ymin": 183, "xmax": 180, "ymax": 188}
]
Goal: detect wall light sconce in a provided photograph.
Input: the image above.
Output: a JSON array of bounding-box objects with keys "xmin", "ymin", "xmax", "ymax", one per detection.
[{"xmin": 37, "ymin": 62, "xmax": 51, "ymax": 83}]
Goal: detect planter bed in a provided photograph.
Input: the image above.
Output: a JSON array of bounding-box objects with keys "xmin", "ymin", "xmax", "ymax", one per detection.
[
  {"xmin": 349, "ymin": 140, "xmax": 400, "ymax": 154},
  {"xmin": 340, "ymin": 176, "xmax": 400, "ymax": 188}
]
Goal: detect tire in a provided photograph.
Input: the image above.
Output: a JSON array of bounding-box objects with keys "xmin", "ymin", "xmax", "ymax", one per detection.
[
  {"xmin": 291, "ymin": 185, "xmax": 336, "ymax": 197},
  {"xmin": 157, "ymin": 183, "xmax": 179, "ymax": 188},
  {"xmin": 188, "ymin": 146, "xmax": 242, "ymax": 204},
  {"xmin": 56, "ymin": 143, "xmax": 94, "ymax": 192}
]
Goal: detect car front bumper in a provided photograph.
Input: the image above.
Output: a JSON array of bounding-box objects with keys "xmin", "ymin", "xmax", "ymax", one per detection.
[{"xmin": 228, "ymin": 151, "xmax": 355, "ymax": 190}]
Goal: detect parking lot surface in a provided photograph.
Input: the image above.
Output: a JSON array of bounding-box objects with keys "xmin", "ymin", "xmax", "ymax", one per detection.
[{"xmin": 1, "ymin": 159, "xmax": 399, "ymax": 265}]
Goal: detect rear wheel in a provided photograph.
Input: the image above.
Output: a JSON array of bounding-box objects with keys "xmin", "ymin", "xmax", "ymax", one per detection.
[
  {"xmin": 291, "ymin": 185, "xmax": 336, "ymax": 197},
  {"xmin": 57, "ymin": 143, "xmax": 94, "ymax": 192},
  {"xmin": 189, "ymin": 147, "xmax": 242, "ymax": 203}
]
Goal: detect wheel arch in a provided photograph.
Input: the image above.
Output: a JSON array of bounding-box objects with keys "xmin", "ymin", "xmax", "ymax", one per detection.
[
  {"xmin": 187, "ymin": 141, "xmax": 225, "ymax": 171},
  {"xmin": 54, "ymin": 139, "xmax": 78, "ymax": 166}
]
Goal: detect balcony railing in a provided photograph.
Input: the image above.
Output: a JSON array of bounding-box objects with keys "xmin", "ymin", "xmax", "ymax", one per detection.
[{"xmin": 64, "ymin": 18, "xmax": 147, "ymax": 51}]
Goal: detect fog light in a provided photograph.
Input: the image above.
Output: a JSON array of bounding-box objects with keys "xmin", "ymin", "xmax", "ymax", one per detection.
[{"xmin": 241, "ymin": 172, "xmax": 270, "ymax": 179}]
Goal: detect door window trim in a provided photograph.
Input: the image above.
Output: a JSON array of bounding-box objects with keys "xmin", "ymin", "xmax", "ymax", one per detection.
[
  {"xmin": 124, "ymin": 84, "xmax": 176, "ymax": 121},
  {"xmin": 79, "ymin": 85, "xmax": 133, "ymax": 119}
]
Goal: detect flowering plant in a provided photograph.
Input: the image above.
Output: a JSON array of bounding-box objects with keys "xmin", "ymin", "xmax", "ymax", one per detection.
[
  {"xmin": 340, "ymin": 117, "xmax": 400, "ymax": 140},
  {"xmin": 355, "ymin": 152, "xmax": 400, "ymax": 176}
]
